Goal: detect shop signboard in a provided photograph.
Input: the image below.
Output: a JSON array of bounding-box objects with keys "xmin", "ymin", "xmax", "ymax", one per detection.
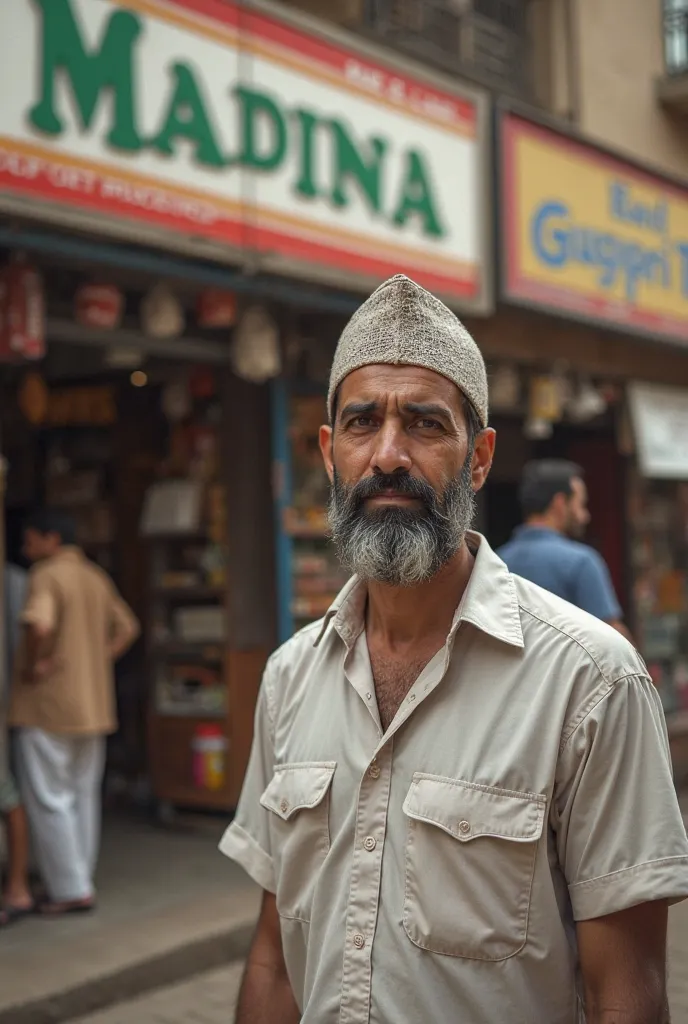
[
  {"xmin": 628, "ymin": 382, "xmax": 688, "ymax": 479},
  {"xmin": 0, "ymin": 0, "xmax": 491, "ymax": 311},
  {"xmin": 500, "ymin": 110, "xmax": 688, "ymax": 344}
]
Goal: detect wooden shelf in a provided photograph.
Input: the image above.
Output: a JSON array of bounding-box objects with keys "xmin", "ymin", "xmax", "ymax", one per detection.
[
  {"xmin": 155, "ymin": 705, "xmax": 226, "ymax": 720},
  {"xmin": 152, "ymin": 585, "xmax": 225, "ymax": 600},
  {"xmin": 151, "ymin": 642, "xmax": 226, "ymax": 660}
]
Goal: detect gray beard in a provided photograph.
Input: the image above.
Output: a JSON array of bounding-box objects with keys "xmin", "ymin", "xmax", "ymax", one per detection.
[{"xmin": 328, "ymin": 460, "xmax": 476, "ymax": 587}]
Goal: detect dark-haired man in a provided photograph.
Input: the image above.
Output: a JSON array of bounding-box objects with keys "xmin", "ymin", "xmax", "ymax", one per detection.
[
  {"xmin": 498, "ymin": 460, "xmax": 629, "ymax": 636},
  {"xmin": 9, "ymin": 509, "xmax": 139, "ymax": 915}
]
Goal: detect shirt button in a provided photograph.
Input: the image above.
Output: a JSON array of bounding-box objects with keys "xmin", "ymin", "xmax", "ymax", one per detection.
[
  {"xmin": 353, "ymin": 933, "xmax": 365, "ymax": 949},
  {"xmin": 458, "ymin": 819, "xmax": 471, "ymax": 835},
  {"xmin": 280, "ymin": 799, "xmax": 289, "ymax": 814},
  {"xmin": 368, "ymin": 764, "xmax": 381, "ymax": 779},
  {"xmin": 409, "ymin": 694, "xmax": 416, "ymax": 701},
  {"xmin": 363, "ymin": 836, "xmax": 377, "ymax": 852},
  {"xmin": 366, "ymin": 693, "xmax": 372, "ymax": 701}
]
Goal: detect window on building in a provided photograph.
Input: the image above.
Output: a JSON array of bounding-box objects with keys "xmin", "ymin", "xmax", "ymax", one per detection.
[
  {"xmin": 665, "ymin": 0, "xmax": 688, "ymax": 74},
  {"xmin": 364, "ymin": 0, "xmax": 533, "ymax": 99}
]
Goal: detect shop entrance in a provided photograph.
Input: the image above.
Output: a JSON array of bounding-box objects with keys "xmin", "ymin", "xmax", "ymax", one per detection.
[
  {"xmin": 0, "ymin": 245, "xmax": 274, "ymax": 816},
  {"xmin": 482, "ymin": 417, "xmax": 628, "ymax": 611}
]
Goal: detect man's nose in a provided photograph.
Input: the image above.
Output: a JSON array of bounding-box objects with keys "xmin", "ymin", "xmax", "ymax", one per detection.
[{"xmin": 370, "ymin": 420, "xmax": 412, "ymax": 476}]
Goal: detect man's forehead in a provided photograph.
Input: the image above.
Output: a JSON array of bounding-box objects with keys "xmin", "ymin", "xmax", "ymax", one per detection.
[{"xmin": 338, "ymin": 364, "xmax": 463, "ymax": 407}]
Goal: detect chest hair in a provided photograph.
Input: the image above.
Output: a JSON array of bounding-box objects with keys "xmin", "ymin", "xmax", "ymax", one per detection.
[{"xmin": 369, "ymin": 646, "xmax": 439, "ymax": 732}]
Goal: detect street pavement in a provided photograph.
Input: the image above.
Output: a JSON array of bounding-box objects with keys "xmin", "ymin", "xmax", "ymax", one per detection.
[
  {"xmin": 68, "ymin": 900, "xmax": 688, "ymax": 1024},
  {"xmin": 70, "ymin": 964, "xmax": 244, "ymax": 1024}
]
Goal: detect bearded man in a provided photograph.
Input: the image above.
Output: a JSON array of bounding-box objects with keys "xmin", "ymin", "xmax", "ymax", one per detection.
[{"xmin": 221, "ymin": 275, "xmax": 688, "ymax": 1024}]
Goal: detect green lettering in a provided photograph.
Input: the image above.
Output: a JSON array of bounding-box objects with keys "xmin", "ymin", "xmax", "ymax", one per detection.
[
  {"xmin": 29, "ymin": 0, "xmax": 142, "ymax": 152},
  {"xmin": 392, "ymin": 150, "xmax": 445, "ymax": 238},
  {"xmin": 294, "ymin": 109, "xmax": 320, "ymax": 199},
  {"xmin": 152, "ymin": 62, "xmax": 225, "ymax": 167},
  {"xmin": 236, "ymin": 87, "xmax": 287, "ymax": 171},
  {"xmin": 330, "ymin": 120, "xmax": 386, "ymax": 212}
]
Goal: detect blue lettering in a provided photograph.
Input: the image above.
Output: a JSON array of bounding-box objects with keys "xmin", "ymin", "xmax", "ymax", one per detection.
[
  {"xmin": 531, "ymin": 199, "xmax": 673, "ymax": 302},
  {"xmin": 531, "ymin": 201, "xmax": 569, "ymax": 267},
  {"xmin": 610, "ymin": 182, "xmax": 626, "ymax": 221},
  {"xmin": 678, "ymin": 243, "xmax": 688, "ymax": 296}
]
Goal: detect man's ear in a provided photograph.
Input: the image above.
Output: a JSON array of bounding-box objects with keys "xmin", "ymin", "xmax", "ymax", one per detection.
[
  {"xmin": 471, "ymin": 428, "xmax": 496, "ymax": 492},
  {"xmin": 319, "ymin": 424, "xmax": 334, "ymax": 483}
]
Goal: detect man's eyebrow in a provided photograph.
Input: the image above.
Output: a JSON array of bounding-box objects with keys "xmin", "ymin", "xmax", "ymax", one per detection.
[
  {"xmin": 339, "ymin": 400, "xmax": 378, "ymax": 420},
  {"xmin": 403, "ymin": 402, "xmax": 455, "ymax": 422}
]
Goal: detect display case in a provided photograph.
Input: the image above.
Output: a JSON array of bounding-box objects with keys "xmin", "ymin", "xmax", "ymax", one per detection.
[
  {"xmin": 272, "ymin": 380, "xmax": 348, "ymax": 642},
  {"xmin": 628, "ymin": 469, "xmax": 688, "ymax": 719},
  {"xmin": 143, "ymin": 384, "xmax": 239, "ymax": 812},
  {"xmin": 146, "ymin": 527, "xmax": 233, "ymax": 811}
]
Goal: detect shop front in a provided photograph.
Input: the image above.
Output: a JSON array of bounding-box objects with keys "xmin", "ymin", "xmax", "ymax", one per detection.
[
  {"xmin": 0, "ymin": 0, "xmax": 493, "ymax": 805},
  {"xmin": 493, "ymin": 106, "xmax": 688, "ymax": 766}
]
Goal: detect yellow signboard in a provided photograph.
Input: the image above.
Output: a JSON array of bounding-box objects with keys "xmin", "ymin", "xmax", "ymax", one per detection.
[{"xmin": 501, "ymin": 112, "xmax": 688, "ymax": 343}]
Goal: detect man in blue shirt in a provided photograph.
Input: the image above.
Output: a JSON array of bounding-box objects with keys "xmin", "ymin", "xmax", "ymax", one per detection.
[{"xmin": 498, "ymin": 460, "xmax": 630, "ymax": 637}]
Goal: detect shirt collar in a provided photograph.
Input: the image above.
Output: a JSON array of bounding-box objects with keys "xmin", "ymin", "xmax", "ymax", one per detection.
[
  {"xmin": 314, "ymin": 532, "xmax": 524, "ymax": 650},
  {"xmin": 513, "ymin": 525, "xmax": 560, "ymax": 540},
  {"xmin": 44, "ymin": 546, "xmax": 83, "ymax": 565}
]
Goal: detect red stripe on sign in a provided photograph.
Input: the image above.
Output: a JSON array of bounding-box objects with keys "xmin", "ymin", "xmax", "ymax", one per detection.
[
  {"xmin": 0, "ymin": 153, "xmax": 475, "ymax": 299},
  {"xmin": 0, "ymin": 163, "xmax": 243, "ymax": 250},
  {"xmin": 247, "ymin": 222, "xmax": 478, "ymax": 300},
  {"xmin": 511, "ymin": 278, "xmax": 688, "ymax": 345},
  {"xmin": 162, "ymin": 0, "xmax": 476, "ymax": 131}
]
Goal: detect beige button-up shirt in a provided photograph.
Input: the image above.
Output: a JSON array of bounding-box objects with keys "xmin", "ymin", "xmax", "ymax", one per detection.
[
  {"xmin": 10, "ymin": 548, "xmax": 139, "ymax": 735},
  {"xmin": 221, "ymin": 534, "xmax": 688, "ymax": 1023}
]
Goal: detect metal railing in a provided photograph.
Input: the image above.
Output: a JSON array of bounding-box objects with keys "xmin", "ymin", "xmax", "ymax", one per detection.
[
  {"xmin": 665, "ymin": 2, "xmax": 688, "ymax": 74},
  {"xmin": 363, "ymin": 0, "xmax": 533, "ymax": 98}
]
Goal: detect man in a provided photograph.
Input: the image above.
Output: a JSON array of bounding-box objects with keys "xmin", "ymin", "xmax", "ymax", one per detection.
[
  {"xmin": 221, "ymin": 275, "xmax": 688, "ymax": 1023},
  {"xmin": 0, "ymin": 561, "xmax": 33, "ymax": 927},
  {"xmin": 10, "ymin": 509, "xmax": 139, "ymax": 915},
  {"xmin": 498, "ymin": 460, "xmax": 629, "ymax": 635}
]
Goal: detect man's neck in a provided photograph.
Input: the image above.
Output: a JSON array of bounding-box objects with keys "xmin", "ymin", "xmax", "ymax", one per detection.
[
  {"xmin": 365, "ymin": 542, "xmax": 476, "ymax": 649},
  {"xmin": 525, "ymin": 515, "xmax": 561, "ymax": 534}
]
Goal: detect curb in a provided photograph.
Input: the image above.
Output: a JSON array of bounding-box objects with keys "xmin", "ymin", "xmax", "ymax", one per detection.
[{"xmin": 0, "ymin": 921, "xmax": 253, "ymax": 1024}]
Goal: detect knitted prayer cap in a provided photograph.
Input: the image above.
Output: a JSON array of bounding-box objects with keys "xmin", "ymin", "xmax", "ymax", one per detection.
[{"xmin": 328, "ymin": 275, "xmax": 488, "ymax": 428}]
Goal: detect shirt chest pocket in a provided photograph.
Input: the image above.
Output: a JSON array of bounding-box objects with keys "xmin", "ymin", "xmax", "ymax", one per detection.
[
  {"xmin": 402, "ymin": 774, "xmax": 546, "ymax": 961},
  {"xmin": 260, "ymin": 761, "xmax": 336, "ymax": 923}
]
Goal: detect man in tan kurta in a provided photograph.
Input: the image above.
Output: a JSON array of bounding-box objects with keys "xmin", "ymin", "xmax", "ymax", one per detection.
[
  {"xmin": 10, "ymin": 508, "xmax": 139, "ymax": 913},
  {"xmin": 221, "ymin": 276, "xmax": 688, "ymax": 1023}
]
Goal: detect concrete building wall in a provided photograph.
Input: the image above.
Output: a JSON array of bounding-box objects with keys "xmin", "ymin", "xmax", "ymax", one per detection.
[{"xmin": 574, "ymin": 0, "xmax": 688, "ymax": 179}]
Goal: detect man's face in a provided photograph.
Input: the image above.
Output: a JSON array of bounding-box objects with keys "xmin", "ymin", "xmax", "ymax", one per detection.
[
  {"xmin": 319, "ymin": 365, "xmax": 496, "ymax": 586},
  {"xmin": 23, "ymin": 528, "xmax": 59, "ymax": 563},
  {"xmin": 563, "ymin": 477, "xmax": 591, "ymax": 539}
]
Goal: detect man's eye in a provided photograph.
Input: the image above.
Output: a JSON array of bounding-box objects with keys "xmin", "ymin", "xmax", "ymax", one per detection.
[
  {"xmin": 350, "ymin": 416, "xmax": 375, "ymax": 428},
  {"xmin": 416, "ymin": 418, "xmax": 442, "ymax": 430}
]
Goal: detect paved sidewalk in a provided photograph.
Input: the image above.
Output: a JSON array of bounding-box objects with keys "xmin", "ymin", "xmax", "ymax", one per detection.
[
  {"xmin": 69, "ymin": 965, "xmax": 244, "ymax": 1024},
  {"xmin": 0, "ymin": 811, "xmax": 259, "ymax": 1024}
]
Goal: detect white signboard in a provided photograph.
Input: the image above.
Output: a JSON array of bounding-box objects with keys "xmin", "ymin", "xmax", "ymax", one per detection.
[
  {"xmin": 0, "ymin": 0, "xmax": 491, "ymax": 310},
  {"xmin": 628, "ymin": 381, "xmax": 688, "ymax": 479}
]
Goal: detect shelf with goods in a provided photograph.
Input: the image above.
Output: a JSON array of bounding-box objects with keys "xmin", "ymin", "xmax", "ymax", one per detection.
[
  {"xmin": 627, "ymin": 469, "xmax": 688, "ymax": 719},
  {"xmin": 143, "ymin": 382, "xmax": 236, "ymax": 812},
  {"xmin": 273, "ymin": 380, "xmax": 348, "ymax": 641},
  {"xmin": 42, "ymin": 418, "xmax": 116, "ymax": 573}
]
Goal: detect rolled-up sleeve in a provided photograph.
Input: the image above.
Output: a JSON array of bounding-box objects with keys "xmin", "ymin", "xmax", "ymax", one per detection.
[
  {"xmin": 554, "ymin": 674, "xmax": 688, "ymax": 921},
  {"xmin": 21, "ymin": 573, "xmax": 57, "ymax": 632},
  {"xmin": 219, "ymin": 661, "xmax": 277, "ymax": 893}
]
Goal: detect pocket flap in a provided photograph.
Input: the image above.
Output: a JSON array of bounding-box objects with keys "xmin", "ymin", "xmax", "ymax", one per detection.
[
  {"xmin": 260, "ymin": 762, "xmax": 336, "ymax": 821},
  {"xmin": 403, "ymin": 774, "xmax": 545, "ymax": 843}
]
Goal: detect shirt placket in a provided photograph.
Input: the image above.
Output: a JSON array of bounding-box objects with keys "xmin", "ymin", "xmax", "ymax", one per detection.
[
  {"xmin": 338, "ymin": 634, "xmax": 456, "ymax": 1023},
  {"xmin": 339, "ymin": 740, "xmax": 393, "ymax": 1024}
]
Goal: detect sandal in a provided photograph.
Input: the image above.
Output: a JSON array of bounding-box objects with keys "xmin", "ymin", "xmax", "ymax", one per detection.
[{"xmin": 0, "ymin": 903, "xmax": 35, "ymax": 927}]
